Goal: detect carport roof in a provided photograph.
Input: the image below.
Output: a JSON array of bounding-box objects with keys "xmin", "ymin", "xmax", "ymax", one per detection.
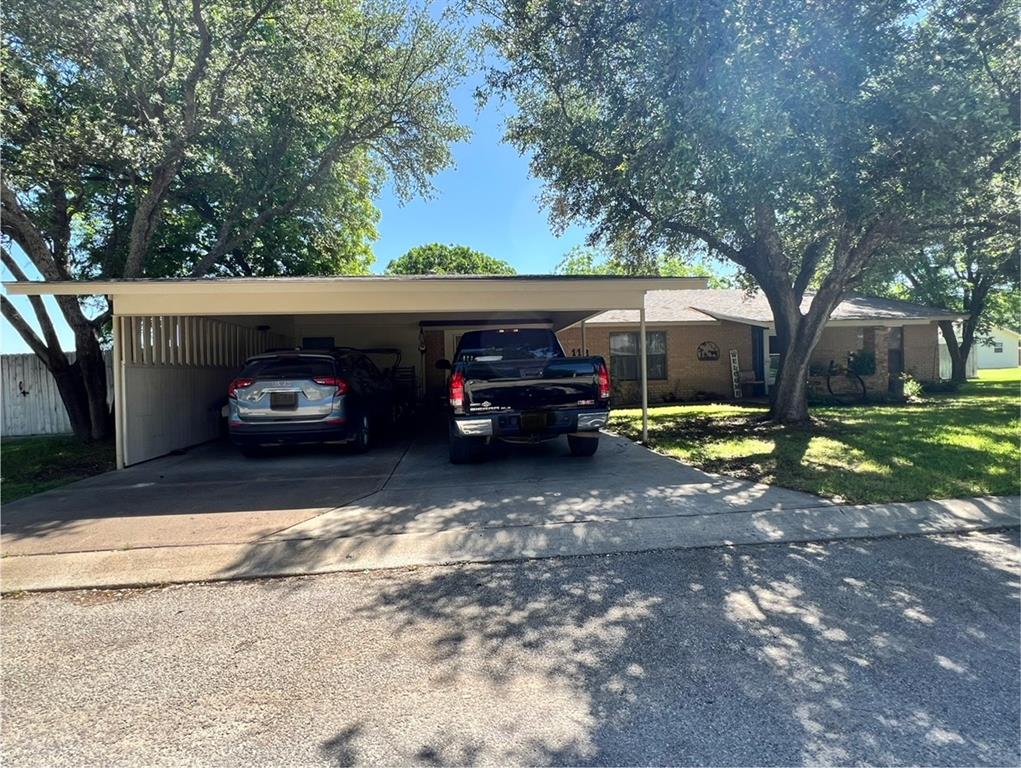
[{"xmin": 5, "ymin": 274, "xmax": 706, "ymax": 319}]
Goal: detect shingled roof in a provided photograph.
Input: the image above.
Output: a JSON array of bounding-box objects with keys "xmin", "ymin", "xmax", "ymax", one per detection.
[{"xmin": 586, "ymin": 289, "xmax": 965, "ymax": 326}]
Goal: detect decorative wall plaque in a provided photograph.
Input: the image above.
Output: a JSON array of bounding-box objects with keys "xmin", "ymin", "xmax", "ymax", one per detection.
[{"xmin": 697, "ymin": 341, "xmax": 720, "ymax": 361}]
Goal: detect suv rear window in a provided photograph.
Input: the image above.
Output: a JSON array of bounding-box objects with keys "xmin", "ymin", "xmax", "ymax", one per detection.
[
  {"xmin": 241, "ymin": 356, "xmax": 335, "ymax": 379},
  {"xmin": 455, "ymin": 329, "xmax": 563, "ymax": 362}
]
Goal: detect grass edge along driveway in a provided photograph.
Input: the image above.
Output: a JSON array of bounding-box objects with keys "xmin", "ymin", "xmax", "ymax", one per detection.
[
  {"xmin": 610, "ymin": 368, "xmax": 1020, "ymax": 504},
  {"xmin": 1, "ymin": 435, "xmax": 115, "ymax": 504}
]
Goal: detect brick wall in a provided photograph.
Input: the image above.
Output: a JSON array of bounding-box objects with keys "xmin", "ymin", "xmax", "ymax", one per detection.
[
  {"xmin": 811, "ymin": 327, "xmax": 862, "ymax": 369},
  {"xmin": 558, "ymin": 321, "xmax": 756, "ymax": 405},
  {"xmin": 805, "ymin": 322, "xmax": 939, "ymax": 395},
  {"xmin": 807, "ymin": 325, "xmax": 890, "ymax": 395},
  {"xmin": 904, "ymin": 322, "xmax": 938, "ymax": 381}
]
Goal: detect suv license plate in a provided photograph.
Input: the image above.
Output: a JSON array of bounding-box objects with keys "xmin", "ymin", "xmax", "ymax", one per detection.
[{"xmin": 270, "ymin": 392, "xmax": 298, "ymax": 410}]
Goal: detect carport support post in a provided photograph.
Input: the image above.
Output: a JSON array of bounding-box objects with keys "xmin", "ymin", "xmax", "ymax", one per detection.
[
  {"xmin": 112, "ymin": 314, "xmax": 125, "ymax": 469},
  {"xmin": 581, "ymin": 319, "xmax": 587, "ymax": 355},
  {"xmin": 639, "ymin": 304, "xmax": 648, "ymax": 442}
]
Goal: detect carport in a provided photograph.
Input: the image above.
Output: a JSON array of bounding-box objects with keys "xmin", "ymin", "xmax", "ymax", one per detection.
[{"xmin": 6, "ymin": 275, "xmax": 703, "ymax": 468}]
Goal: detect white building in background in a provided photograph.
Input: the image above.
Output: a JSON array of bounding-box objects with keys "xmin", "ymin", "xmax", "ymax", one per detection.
[
  {"xmin": 972, "ymin": 327, "xmax": 1021, "ymax": 370},
  {"xmin": 938, "ymin": 325, "xmax": 1020, "ymax": 377}
]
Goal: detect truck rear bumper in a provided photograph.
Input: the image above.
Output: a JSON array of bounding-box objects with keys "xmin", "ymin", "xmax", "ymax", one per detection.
[{"xmin": 452, "ymin": 409, "xmax": 609, "ymax": 439}]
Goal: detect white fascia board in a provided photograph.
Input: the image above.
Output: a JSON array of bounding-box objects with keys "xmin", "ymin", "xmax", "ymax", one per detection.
[
  {"xmin": 3, "ymin": 277, "xmax": 705, "ymax": 317},
  {"xmin": 562, "ymin": 318, "xmax": 722, "ymax": 329}
]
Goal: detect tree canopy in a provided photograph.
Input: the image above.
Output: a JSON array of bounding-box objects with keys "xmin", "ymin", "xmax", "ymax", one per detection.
[
  {"xmin": 386, "ymin": 244, "xmax": 516, "ymax": 275},
  {"xmin": 1, "ymin": 0, "xmax": 468, "ymax": 438},
  {"xmin": 481, "ymin": 0, "xmax": 1017, "ymax": 421},
  {"xmin": 857, "ymin": 0, "xmax": 1020, "ymax": 381},
  {"xmin": 555, "ymin": 246, "xmax": 731, "ymax": 288}
]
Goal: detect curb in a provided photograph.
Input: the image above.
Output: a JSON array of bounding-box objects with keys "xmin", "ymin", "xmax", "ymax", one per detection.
[{"xmin": 2, "ymin": 495, "xmax": 1017, "ymax": 593}]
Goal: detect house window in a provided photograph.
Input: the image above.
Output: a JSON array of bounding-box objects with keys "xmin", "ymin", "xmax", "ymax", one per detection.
[
  {"xmin": 993, "ymin": 342, "xmax": 1004, "ymax": 354},
  {"xmin": 767, "ymin": 335, "xmax": 780, "ymax": 385},
  {"xmin": 609, "ymin": 331, "xmax": 667, "ymax": 380}
]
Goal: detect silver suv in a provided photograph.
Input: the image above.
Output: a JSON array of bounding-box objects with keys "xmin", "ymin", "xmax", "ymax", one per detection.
[{"xmin": 227, "ymin": 351, "xmax": 393, "ymax": 456}]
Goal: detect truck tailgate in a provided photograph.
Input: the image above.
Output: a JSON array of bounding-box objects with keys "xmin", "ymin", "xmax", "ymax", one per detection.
[{"xmin": 463, "ymin": 358, "xmax": 601, "ymax": 410}]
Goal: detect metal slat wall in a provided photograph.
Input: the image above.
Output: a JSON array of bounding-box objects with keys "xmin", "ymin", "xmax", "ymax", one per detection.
[
  {"xmin": 1, "ymin": 353, "xmax": 114, "ymax": 437},
  {"xmin": 2, "ymin": 318, "xmax": 286, "ymax": 444},
  {"xmin": 119, "ymin": 316, "xmax": 287, "ymax": 465}
]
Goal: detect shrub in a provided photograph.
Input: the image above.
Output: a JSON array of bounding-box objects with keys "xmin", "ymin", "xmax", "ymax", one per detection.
[
  {"xmin": 901, "ymin": 373, "xmax": 923, "ymax": 401},
  {"xmin": 847, "ymin": 350, "xmax": 877, "ymax": 377}
]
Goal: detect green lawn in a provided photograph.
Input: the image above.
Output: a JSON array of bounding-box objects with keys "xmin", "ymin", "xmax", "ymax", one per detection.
[
  {"xmin": 610, "ymin": 368, "xmax": 1020, "ymax": 504},
  {"xmin": 1, "ymin": 435, "xmax": 115, "ymax": 504}
]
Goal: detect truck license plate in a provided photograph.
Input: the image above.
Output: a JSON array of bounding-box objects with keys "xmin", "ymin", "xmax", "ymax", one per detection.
[{"xmin": 521, "ymin": 411, "xmax": 548, "ymax": 432}]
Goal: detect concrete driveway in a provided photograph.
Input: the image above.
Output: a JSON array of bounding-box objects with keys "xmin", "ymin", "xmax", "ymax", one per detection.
[
  {"xmin": 1, "ymin": 431, "xmax": 823, "ymax": 558},
  {"xmin": 3, "ymin": 431, "xmax": 1017, "ymax": 591}
]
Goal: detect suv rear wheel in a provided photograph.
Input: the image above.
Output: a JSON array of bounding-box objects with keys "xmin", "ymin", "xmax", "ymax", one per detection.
[{"xmin": 350, "ymin": 415, "xmax": 371, "ymax": 453}]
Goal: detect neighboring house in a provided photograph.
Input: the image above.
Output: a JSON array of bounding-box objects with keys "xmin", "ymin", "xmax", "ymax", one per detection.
[
  {"xmin": 558, "ymin": 289, "xmax": 964, "ymax": 404},
  {"xmin": 972, "ymin": 327, "xmax": 1021, "ymax": 370}
]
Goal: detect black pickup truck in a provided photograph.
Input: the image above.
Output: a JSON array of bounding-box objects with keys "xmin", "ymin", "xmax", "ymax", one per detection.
[{"xmin": 437, "ymin": 328, "xmax": 611, "ymax": 463}]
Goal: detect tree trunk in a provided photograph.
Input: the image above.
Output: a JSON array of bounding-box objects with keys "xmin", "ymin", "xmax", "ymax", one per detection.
[
  {"xmin": 758, "ymin": 277, "xmax": 846, "ymax": 424},
  {"xmin": 42, "ymin": 351, "xmax": 110, "ymax": 441},
  {"xmin": 769, "ymin": 333, "xmax": 814, "ymax": 423},
  {"xmin": 79, "ymin": 344, "xmax": 112, "ymax": 440},
  {"xmin": 51, "ymin": 361, "xmax": 96, "ymax": 440},
  {"xmin": 938, "ymin": 320, "xmax": 968, "ymax": 383}
]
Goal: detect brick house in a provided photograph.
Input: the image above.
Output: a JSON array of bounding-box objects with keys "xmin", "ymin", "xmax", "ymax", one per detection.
[{"xmin": 556, "ymin": 290, "xmax": 965, "ymax": 405}]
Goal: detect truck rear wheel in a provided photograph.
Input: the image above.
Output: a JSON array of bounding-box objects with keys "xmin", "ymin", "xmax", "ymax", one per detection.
[
  {"xmin": 568, "ymin": 434, "xmax": 599, "ymax": 457},
  {"xmin": 449, "ymin": 434, "xmax": 484, "ymax": 464}
]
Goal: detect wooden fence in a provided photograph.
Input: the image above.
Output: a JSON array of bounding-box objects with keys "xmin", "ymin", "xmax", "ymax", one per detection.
[{"xmin": 1, "ymin": 352, "xmax": 114, "ymax": 437}]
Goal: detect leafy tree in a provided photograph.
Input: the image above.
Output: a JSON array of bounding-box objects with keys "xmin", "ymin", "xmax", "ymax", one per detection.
[
  {"xmin": 556, "ymin": 245, "xmax": 731, "ymax": 288},
  {"xmin": 877, "ymin": 236, "xmax": 1019, "ymax": 382},
  {"xmin": 386, "ymin": 243, "xmax": 516, "ymax": 275},
  {"xmin": 1, "ymin": 0, "xmax": 467, "ymax": 439},
  {"xmin": 867, "ymin": 0, "xmax": 1020, "ymax": 382},
  {"xmin": 481, "ymin": 0, "xmax": 1016, "ymax": 422}
]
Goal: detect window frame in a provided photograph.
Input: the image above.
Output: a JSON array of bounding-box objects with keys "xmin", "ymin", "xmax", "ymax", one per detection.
[{"xmin": 609, "ymin": 330, "xmax": 668, "ymax": 381}]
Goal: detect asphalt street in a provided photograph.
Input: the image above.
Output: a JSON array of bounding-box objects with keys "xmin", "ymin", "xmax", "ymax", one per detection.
[{"xmin": 2, "ymin": 530, "xmax": 1019, "ymax": 767}]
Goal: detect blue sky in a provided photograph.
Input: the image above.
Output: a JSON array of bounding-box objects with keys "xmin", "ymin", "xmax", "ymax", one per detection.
[
  {"xmin": 1, "ymin": 72, "xmax": 592, "ymax": 354},
  {"xmin": 370, "ymin": 75, "xmax": 591, "ymax": 273}
]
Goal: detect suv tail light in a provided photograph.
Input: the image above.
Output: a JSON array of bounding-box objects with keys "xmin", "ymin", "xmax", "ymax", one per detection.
[
  {"xmin": 597, "ymin": 363, "xmax": 611, "ymax": 400},
  {"xmin": 228, "ymin": 378, "xmax": 254, "ymax": 399},
  {"xmin": 313, "ymin": 376, "xmax": 349, "ymax": 395},
  {"xmin": 449, "ymin": 370, "xmax": 464, "ymax": 409}
]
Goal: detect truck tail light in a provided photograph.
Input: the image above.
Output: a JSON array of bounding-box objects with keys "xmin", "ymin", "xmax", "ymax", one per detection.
[
  {"xmin": 313, "ymin": 376, "xmax": 349, "ymax": 395},
  {"xmin": 597, "ymin": 363, "xmax": 611, "ymax": 400},
  {"xmin": 449, "ymin": 370, "xmax": 464, "ymax": 409},
  {"xmin": 228, "ymin": 378, "xmax": 254, "ymax": 399}
]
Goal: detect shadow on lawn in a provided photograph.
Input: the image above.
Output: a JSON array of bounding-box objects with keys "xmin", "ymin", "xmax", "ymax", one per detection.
[
  {"xmin": 618, "ymin": 381, "xmax": 1019, "ymax": 502},
  {"xmin": 315, "ymin": 530, "xmax": 1019, "ymax": 766}
]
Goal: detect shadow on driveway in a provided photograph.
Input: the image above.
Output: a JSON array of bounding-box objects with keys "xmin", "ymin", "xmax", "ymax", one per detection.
[{"xmin": 1, "ymin": 531, "xmax": 1017, "ymax": 766}]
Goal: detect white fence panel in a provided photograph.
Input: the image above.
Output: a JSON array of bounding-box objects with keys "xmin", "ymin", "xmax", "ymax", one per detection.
[
  {"xmin": 1, "ymin": 352, "xmax": 114, "ymax": 437},
  {"xmin": 938, "ymin": 345, "xmax": 978, "ymax": 380}
]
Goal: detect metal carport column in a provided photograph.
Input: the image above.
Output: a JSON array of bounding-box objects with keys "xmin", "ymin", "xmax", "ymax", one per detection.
[{"xmin": 639, "ymin": 299, "xmax": 648, "ymax": 442}]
